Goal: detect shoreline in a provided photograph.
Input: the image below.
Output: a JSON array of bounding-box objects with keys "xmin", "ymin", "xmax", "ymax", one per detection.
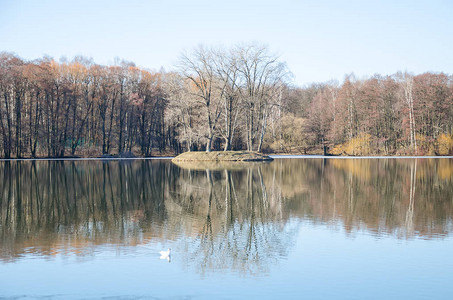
[
  {"xmin": 269, "ymin": 155, "xmax": 453, "ymax": 159},
  {"xmin": 0, "ymin": 157, "xmax": 174, "ymax": 162},
  {"xmin": 0, "ymin": 154, "xmax": 452, "ymax": 162}
]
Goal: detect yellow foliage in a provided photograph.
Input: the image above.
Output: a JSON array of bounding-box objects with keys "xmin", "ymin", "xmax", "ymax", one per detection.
[
  {"xmin": 330, "ymin": 144, "xmax": 344, "ymax": 155},
  {"xmin": 437, "ymin": 134, "xmax": 453, "ymax": 155},
  {"xmin": 330, "ymin": 133, "xmax": 371, "ymax": 156}
]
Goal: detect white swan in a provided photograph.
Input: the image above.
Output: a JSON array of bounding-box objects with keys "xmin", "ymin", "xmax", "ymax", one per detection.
[{"xmin": 159, "ymin": 248, "xmax": 171, "ymax": 261}]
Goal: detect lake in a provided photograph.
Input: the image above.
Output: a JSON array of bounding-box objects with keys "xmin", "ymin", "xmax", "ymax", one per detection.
[{"xmin": 1, "ymin": 157, "xmax": 453, "ymax": 299}]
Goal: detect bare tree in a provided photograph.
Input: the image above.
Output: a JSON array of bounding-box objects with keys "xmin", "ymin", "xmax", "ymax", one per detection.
[
  {"xmin": 213, "ymin": 48, "xmax": 242, "ymax": 150},
  {"xmin": 398, "ymin": 72, "xmax": 417, "ymax": 153},
  {"xmin": 234, "ymin": 44, "xmax": 290, "ymax": 152},
  {"xmin": 163, "ymin": 72, "xmax": 203, "ymax": 151},
  {"xmin": 178, "ymin": 46, "xmax": 222, "ymax": 152}
]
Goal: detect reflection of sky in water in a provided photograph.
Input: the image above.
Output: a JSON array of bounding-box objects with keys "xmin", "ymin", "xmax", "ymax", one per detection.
[
  {"xmin": 2, "ymin": 220, "xmax": 453, "ymax": 299},
  {"xmin": 1, "ymin": 158, "xmax": 453, "ymax": 298}
]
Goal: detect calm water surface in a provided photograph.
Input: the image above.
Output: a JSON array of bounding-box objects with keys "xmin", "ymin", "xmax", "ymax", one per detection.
[{"xmin": 1, "ymin": 158, "xmax": 453, "ymax": 299}]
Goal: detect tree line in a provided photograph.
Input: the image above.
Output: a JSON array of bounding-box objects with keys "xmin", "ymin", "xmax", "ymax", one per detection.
[
  {"xmin": 0, "ymin": 44, "xmax": 452, "ymax": 158},
  {"xmin": 299, "ymin": 72, "xmax": 453, "ymax": 155}
]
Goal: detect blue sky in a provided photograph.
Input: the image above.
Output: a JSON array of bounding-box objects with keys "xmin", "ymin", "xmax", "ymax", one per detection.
[{"xmin": 0, "ymin": 0, "xmax": 452, "ymax": 86}]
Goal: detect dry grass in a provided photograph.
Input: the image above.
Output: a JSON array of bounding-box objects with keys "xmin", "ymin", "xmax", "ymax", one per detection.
[{"xmin": 172, "ymin": 151, "xmax": 273, "ymax": 162}]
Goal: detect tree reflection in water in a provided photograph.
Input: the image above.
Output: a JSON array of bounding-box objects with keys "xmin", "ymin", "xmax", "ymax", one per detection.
[
  {"xmin": 1, "ymin": 158, "xmax": 453, "ymax": 273},
  {"xmin": 168, "ymin": 164, "xmax": 296, "ymax": 275}
]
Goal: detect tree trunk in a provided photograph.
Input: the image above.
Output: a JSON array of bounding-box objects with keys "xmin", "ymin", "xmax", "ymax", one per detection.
[{"xmin": 206, "ymin": 136, "xmax": 213, "ymax": 152}]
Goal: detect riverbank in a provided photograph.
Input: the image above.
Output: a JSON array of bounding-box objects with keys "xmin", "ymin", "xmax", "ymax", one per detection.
[{"xmin": 1, "ymin": 153, "xmax": 453, "ymax": 161}]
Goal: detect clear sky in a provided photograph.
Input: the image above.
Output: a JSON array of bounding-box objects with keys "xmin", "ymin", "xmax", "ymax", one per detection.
[{"xmin": 0, "ymin": 0, "xmax": 452, "ymax": 86}]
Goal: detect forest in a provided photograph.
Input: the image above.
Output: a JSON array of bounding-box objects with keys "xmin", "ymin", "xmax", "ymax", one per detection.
[{"xmin": 0, "ymin": 44, "xmax": 452, "ymax": 158}]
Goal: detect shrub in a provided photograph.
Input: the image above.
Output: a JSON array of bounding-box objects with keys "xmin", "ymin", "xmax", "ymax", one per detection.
[
  {"xmin": 437, "ymin": 133, "xmax": 453, "ymax": 155},
  {"xmin": 330, "ymin": 133, "xmax": 371, "ymax": 156}
]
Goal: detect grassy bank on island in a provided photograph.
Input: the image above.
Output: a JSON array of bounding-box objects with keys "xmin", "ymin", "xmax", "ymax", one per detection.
[{"xmin": 171, "ymin": 151, "xmax": 273, "ymax": 162}]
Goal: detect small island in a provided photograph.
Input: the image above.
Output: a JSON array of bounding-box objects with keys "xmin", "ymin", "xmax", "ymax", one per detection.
[{"xmin": 171, "ymin": 151, "xmax": 273, "ymax": 162}]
